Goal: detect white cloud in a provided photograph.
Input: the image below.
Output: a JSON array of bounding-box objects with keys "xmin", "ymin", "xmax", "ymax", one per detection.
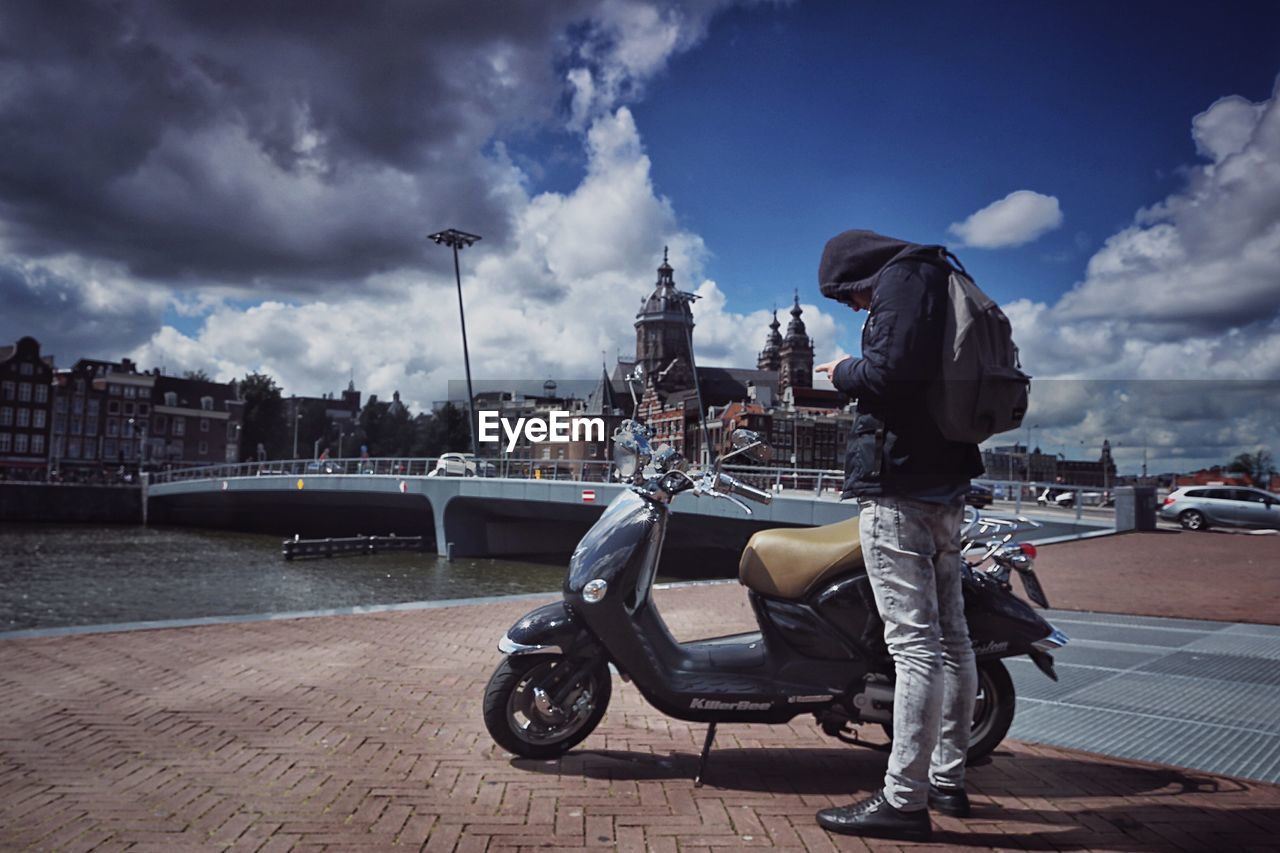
[
  {"xmin": 948, "ymin": 190, "xmax": 1064, "ymax": 248},
  {"xmin": 132, "ymin": 106, "xmax": 842, "ymax": 413},
  {"xmin": 1011, "ymin": 80, "xmax": 1280, "ymax": 381},
  {"xmin": 566, "ymin": 0, "xmax": 736, "ymax": 129},
  {"xmin": 991, "ymin": 81, "xmax": 1280, "ymax": 473}
]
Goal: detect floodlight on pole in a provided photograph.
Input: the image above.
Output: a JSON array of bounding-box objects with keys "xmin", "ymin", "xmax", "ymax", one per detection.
[{"xmin": 428, "ymin": 228, "xmax": 482, "ymax": 459}]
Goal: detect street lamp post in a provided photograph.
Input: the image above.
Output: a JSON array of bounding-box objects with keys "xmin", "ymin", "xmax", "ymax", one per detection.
[
  {"xmin": 428, "ymin": 228, "xmax": 482, "ymax": 459},
  {"xmin": 292, "ymin": 409, "xmax": 302, "ymax": 459}
]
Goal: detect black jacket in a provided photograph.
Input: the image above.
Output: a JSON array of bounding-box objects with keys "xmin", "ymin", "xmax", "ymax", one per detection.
[{"xmin": 819, "ymin": 230, "xmax": 984, "ymax": 500}]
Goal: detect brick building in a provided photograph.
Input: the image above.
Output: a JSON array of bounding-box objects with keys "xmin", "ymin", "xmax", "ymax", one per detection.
[
  {"xmin": 152, "ymin": 374, "xmax": 243, "ymax": 465},
  {"xmin": 51, "ymin": 358, "xmax": 149, "ymax": 472},
  {"xmin": 0, "ymin": 337, "xmax": 55, "ymax": 477}
]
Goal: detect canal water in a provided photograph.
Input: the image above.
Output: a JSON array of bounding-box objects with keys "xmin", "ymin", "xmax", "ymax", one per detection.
[
  {"xmin": 0, "ymin": 524, "xmax": 570, "ymax": 633},
  {"xmin": 2, "ymin": 515, "xmax": 1094, "ymax": 634}
]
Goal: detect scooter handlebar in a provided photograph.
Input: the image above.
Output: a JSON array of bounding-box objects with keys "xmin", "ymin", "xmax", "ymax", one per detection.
[{"xmin": 716, "ymin": 472, "xmax": 772, "ymax": 505}]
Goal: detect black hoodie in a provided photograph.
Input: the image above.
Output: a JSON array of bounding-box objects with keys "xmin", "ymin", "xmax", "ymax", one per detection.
[
  {"xmin": 818, "ymin": 230, "xmax": 944, "ymax": 307},
  {"xmin": 818, "ymin": 229, "xmax": 983, "ymax": 500}
]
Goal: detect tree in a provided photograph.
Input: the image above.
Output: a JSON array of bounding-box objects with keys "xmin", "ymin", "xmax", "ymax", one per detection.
[
  {"xmin": 183, "ymin": 369, "xmax": 212, "ymax": 381},
  {"xmin": 415, "ymin": 403, "xmax": 471, "ymax": 457},
  {"xmin": 1228, "ymin": 449, "xmax": 1276, "ymax": 487},
  {"xmin": 297, "ymin": 399, "xmax": 335, "ymax": 459},
  {"xmin": 240, "ymin": 373, "xmax": 287, "ymax": 460}
]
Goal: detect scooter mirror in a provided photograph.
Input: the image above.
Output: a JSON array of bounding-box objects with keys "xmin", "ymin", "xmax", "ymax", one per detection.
[{"xmin": 727, "ymin": 429, "xmax": 772, "ymax": 464}]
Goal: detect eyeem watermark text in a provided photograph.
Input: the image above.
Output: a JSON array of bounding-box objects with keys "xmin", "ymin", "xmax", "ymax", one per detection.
[{"xmin": 477, "ymin": 411, "xmax": 605, "ymax": 452}]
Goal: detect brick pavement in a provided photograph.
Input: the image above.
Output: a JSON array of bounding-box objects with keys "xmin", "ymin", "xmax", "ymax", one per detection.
[
  {"xmin": 2, "ymin": 583, "xmax": 1278, "ymax": 852},
  {"xmin": 1029, "ymin": 529, "xmax": 1280, "ymax": 625}
]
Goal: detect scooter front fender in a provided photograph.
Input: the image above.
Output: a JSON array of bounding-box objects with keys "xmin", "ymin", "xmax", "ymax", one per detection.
[{"xmin": 498, "ymin": 601, "xmax": 594, "ymax": 657}]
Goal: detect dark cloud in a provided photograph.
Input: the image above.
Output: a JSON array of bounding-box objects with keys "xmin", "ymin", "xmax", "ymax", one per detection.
[
  {"xmin": 0, "ymin": 259, "xmax": 164, "ymax": 359},
  {"xmin": 0, "ymin": 0, "xmax": 610, "ymax": 289}
]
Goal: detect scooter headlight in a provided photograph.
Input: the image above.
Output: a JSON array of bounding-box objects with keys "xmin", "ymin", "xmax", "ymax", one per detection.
[{"xmin": 582, "ymin": 578, "xmax": 608, "ymax": 603}]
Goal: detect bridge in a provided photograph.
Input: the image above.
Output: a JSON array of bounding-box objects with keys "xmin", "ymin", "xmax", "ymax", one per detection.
[{"xmin": 145, "ymin": 458, "xmax": 1112, "ymax": 571}]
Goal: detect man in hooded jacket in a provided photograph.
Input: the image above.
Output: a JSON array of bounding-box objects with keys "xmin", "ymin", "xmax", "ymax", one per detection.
[{"xmin": 813, "ymin": 229, "xmax": 984, "ymax": 840}]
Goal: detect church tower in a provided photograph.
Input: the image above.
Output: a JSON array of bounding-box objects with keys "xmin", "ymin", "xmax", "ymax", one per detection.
[
  {"xmin": 757, "ymin": 309, "xmax": 782, "ymax": 371},
  {"xmin": 778, "ymin": 291, "xmax": 814, "ymax": 394},
  {"xmin": 634, "ymin": 248, "xmax": 697, "ymax": 394}
]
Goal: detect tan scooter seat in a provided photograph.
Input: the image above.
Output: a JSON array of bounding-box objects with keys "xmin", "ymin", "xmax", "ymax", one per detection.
[{"xmin": 738, "ymin": 517, "xmax": 864, "ymax": 600}]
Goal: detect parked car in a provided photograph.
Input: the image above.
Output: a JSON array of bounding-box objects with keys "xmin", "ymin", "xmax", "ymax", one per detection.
[
  {"xmin": 1160, "ymin": 486, "xmax": 1280, "ymax": 531},
  {"xmin": 427, "ymin": 453, "xmax": 497, "ymax": 478},
  {"xmin": 966, "ymin": 482, "xmax": 994, "ymax": 508}
]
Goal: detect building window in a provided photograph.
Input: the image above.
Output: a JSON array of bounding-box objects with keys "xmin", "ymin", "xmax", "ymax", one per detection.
[
  {"xmin": 53, "ymin": 414, "xmax": 66, "ymax": 434},
  {"xmin": 154, "ymin": 415, "xmax": 167, "ymax": 435},
  {"xmin": 85, "ymin": 418, "xmax": 97, "ymax": 437},
  {"xmin": 138, "ymin": 403, "xmax": 149, "ymax": 416},
  {"xmin": 70, "ymin": 416, "xmax": 82, "ymax": 434},
  {"xmin": 1, "ymin": 381, "xmax": 13, "ymax": 400},
  {"xmin": 0, "ymin": 433, "xmax": 8, "ymax": 452},
  {"xmin": 68, "ymin": 438, "xmax": 80, "ymax": 459},
  {"xmin": 15, "ymin": 434, "xmax": 28, "ymax": 454},
  {"xmin": 18, "ymin": 383, "xmax": 31, "ymax": 402},
  {"xmin": 106, "ymin": 419, "xmax": 119, "ymax": 437},
  {"xmin": 35, "ymin": 385, "xmax": 48, "ymax": 404},
  {"xmin": 198, "ymin": 441, "xmax": 208, "ymax": 455},
  {"xmin": 55, "ymin": 397, "xmax": 67, "ymax": 413},
  {"xmin": 173, "ymin": 417, "xmax": 185, "ymax": 436},
  {"xmin": 226, "ymin": 422, "xmax": 238, "ymax": 441},
  {"xmin": 108, "ymin": 400, "xmax": 120, "ymax": 414},
  {"xmin": 123, "ymin": 402, "xmax": 134, "ymax": 416},
  {"xmin": 33, "ymin": 410, "xmax": 46, "ymax": 429},
  {"xmin": 83, "ymin": 441, "xmax": 96, "ymax": 460},
  {"xmin": 16, "ymin": 409, "xmax": 30, "ymax": 428},
  {"xmin": 164, "ymin": 391, "xmax": 177, "ymax": 406},
  {"xmin": 109, "ymin": 384, "xmax": 120, "ymax": 396},
  {"xmin": 0, "ymin": 408, "xmax": 10, "ymax": 427},
  {"xmin": 200, "ymin": 418, "xmax": 209, "ymax": 432},
  {"xmin": 169, "ymin": 440, "xmax": 183, "ymax": 459},
  {"xmin": 104, "ymin": 439, "xmax": 117, "ymax": 459},
  {"xmin": 123, "ymin": 385, "xmax": 137, "ymax": 399},
  {"xmin": 201, "ymin": 396, "xmax": 213, "ymax": 411},
  {"xmin": 87, "ymin": 399, "xmax": 99, "ymax": 418},
  {"xmin": 75, "ymin": 378, "xmax": 86, "ymax": 393},
  {"xmin": 19, "ymin": 362, "xmax": 33, "ymax": 376},
  {"xmin": 122, "ymin": 420, "xmax": 134, "ymax": 438},
  {"xmin": 72, "ymin": 397, "xmax": 84, "ymax": 414}
]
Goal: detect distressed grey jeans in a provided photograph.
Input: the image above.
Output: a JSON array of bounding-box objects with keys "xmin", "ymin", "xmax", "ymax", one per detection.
[{"xmin": 859, "ymin": 496, "xmax": 977, "ymax": 811}]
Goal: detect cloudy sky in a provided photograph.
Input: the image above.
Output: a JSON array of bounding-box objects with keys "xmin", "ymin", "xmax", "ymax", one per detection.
[{"xmin": 2, "ymin": 0, "xmax": 1279, "ymax": 474}]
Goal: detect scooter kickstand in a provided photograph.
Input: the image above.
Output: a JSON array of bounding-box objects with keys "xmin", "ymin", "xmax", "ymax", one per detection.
[{"xmin": 694, "ymin": 722, "xmax": 717, "ymax": 788}]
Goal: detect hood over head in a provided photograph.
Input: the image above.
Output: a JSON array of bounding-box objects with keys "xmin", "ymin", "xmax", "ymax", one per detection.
[{"xmin": 818, "ymin": 229, "xmax": 944, "ymax": 306}]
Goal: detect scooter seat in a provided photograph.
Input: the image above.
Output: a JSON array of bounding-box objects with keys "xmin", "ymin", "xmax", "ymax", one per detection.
[{"xmin": 738, "ymin": 517, "xmax": 863, "ymax": 600}]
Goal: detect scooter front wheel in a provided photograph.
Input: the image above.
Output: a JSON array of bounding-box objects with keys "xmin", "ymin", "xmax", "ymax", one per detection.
[{"xmin": 483, "ymin": 654, "xmax": 611, "ymax": 759}]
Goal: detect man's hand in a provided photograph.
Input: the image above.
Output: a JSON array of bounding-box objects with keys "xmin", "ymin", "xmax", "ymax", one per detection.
[{"xmin": 815, "ymin": 357, "xmax": 851, "ymax": 379}]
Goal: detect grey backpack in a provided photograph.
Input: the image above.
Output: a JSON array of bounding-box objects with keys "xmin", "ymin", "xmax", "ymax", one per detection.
[{"xmin": 927, "ymin": 252, "xmax": 1030, "ymax": 444}]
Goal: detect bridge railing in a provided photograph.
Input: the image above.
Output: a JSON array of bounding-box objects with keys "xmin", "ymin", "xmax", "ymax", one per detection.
[{"xmin": 145, "ymin": 456, "xmax": 849, "ymax": 492}]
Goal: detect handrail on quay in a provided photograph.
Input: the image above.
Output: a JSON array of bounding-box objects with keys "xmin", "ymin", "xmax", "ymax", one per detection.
[
  {"xmin": 145, "ymin": 457, "xmax": 1133, "ymax": 513},
  {"xmin": 144, "ymin": 456, "xmax": 851, "ymax": 491}
]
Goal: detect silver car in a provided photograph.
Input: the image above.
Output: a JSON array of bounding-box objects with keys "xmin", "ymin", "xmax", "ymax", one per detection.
[{"xmin": 1160, "ymin": 486, "xmax": 1280, "ymax": 531}]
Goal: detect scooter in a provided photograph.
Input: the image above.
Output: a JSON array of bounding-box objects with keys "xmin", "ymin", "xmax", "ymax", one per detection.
[{"xmin": 483, "ymin": 420, "xmax": 1068, "ymax": 783}]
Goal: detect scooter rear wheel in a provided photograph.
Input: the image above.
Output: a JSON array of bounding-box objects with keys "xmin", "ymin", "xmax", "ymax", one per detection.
[
  {"xmin": 879, "ymin": 659, "xmax": 1015, "ymax": 764},
  {"xmin": 483, "ymin": 654, "xmax": 611, "ymax": 759}
]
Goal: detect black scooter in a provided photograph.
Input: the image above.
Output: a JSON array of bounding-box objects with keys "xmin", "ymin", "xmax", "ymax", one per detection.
[{"xmin": 483, "ymin": 421, "xmax": 1068, "ymax": 782}]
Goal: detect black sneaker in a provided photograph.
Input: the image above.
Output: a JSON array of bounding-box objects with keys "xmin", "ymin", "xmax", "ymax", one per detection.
[
  {"xmin": 815, "ymin": 791, "xmax": 932, "ymax": 840},
  {"xmin": 929, "ymin": 783, "xmax": 971, "ymax": 817}
]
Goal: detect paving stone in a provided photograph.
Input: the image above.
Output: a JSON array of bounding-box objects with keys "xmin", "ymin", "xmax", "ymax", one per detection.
[{"xmin": 1, "ymin": 584, "xmax": 1276, "ymax": 851}]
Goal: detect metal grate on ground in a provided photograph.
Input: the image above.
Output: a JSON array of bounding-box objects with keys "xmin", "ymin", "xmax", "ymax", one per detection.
[{"xmin": 1007, "ymin": 608, "xmax": 1280, "ymax": 785}]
